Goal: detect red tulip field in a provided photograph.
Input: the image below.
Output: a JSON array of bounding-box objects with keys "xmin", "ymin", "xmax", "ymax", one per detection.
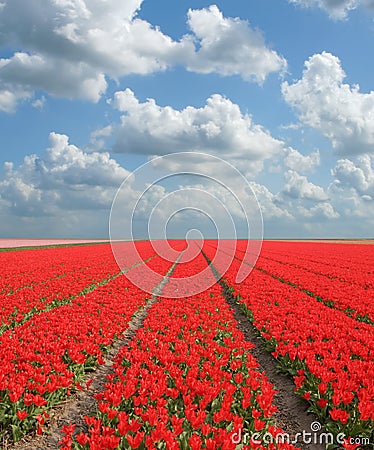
[{"xmin": 0, "ymin": 241, "xmax": 373, "ymax": 449}]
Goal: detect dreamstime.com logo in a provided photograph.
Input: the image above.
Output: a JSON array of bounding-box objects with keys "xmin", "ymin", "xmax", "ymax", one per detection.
[
  {"xmin": 109, "ymin": 152, "xmax": 263, "ymax": 297},
  {"xmin": 231, "ymin": 421, "xmax": 371, "ymax": 447}
]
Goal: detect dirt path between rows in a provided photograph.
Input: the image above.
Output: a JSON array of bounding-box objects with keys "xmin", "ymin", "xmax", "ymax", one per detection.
[
  {"xmin": 202, "ymin": 251, "xmax": 327, "ymax": 450},
  {"xmin": 9, "ymin": 313, "xmax": 147, "ymax": 450},
  {"xmin": 220, "ymin": 284, "xmax": 326, "ymax": 450},
  {"xmin": 7, "ymin": 254, "xmax": 183, "ymax": 450}
]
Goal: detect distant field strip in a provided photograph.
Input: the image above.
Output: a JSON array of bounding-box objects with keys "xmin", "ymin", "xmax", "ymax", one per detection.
[{"xmin": 0, "ymin": 239, "xmax": 109, "ymax": 249}]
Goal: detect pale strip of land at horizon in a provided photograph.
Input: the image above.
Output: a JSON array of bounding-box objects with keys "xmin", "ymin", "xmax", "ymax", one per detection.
[
  {"xmin": 269, "ymin": 239, "xmax": 374, "ymax": 244},
  {"xmin": 0, "ymin": 239, "xmax": 109, "ymax": 248}
]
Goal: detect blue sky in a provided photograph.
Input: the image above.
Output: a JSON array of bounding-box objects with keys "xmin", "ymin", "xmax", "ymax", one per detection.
[{"xmin": 0, "ymin": 0, "xmax": 373, "ymax": 238}]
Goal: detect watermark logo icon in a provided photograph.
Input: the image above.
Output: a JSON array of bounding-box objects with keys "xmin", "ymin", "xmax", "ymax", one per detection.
[
  {"xmin": 109, "ymin": 152, "xmax": 263, "ymax": 296},
  {"xmin": 310, "ymin": 421, "xmax": 321, "ymax": 432}
]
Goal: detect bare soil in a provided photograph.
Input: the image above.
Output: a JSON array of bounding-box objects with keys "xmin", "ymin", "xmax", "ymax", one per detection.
[
  {"xmin": 7, "ymin": 305, "xmax": 152, "ymax": 450},
  {"xmin": 219, "ymin": 283, "xmax": 326, "ymax": 450}
]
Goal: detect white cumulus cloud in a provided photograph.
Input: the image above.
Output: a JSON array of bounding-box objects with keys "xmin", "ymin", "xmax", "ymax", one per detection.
[
  {"xmin": 283, "ymin": 170, "xmax": 329, "ymax": 201},
  {"xmin": 0, "ymin": 2, "xmax": 286, "ymax": 110},
  {"xmin": 288, "ymin": 0, "xmax": 374, "ymax": 19},
  {"xmin": 283, "ymin": 148, "xmax": 320, "ymax": 173},
  {"xmin": 299, "ymin": 202, "xmax": 340, "ymax": 219},
  {"xmin": 0, "ymin": 86, "xmax": 32, "ymax": 113},
  {"xmin": 0, "ymin": 52, "xmax": 107, "ymax": 105},
  {"xmin": 249, "ymin": 182, "xmax": 294, "ymax": 219},
  {"xmin": 0, "ymin": 132, "xmax": 128, "ymax": 217},
  {"xmin": 185, "ymin": 5, "xmax": 287, "ymax": 83},
  {"xmin": 111, "ymin": 89, "xmax": 284, "ymax": 176},
  {"xmin": 331, "ymin": 155, "xmax": 374, "ymax": 196},
  {"xmin": 282, "ymin": 52, "xmax": 374, "ymax": 155}
]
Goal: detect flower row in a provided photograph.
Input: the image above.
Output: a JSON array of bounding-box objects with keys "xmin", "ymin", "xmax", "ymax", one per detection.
[
  {"xmin": 0, "ymin": 243, "xmax": 176, "ymax": 443},
  {"xmin": 203, "ymin": 243, "xmax": 373, "ymax": 445},
  {"xmin": 63, "ymin": 251, "xmax": 297, "ymax": 450},
  {"xmin": 209, "ymin": 240, "xmax": 374, "ymax": 323},
  {"xmin": 0, "ymin": 242, "xmax": 158, "ymax": 333},
  {"xmin": 1, "ymin": 244, "xmax": 116, "ymax": 295},
  {"xmin": 257, "ymin": 241, "xmax": 374, "ymax": 289}
]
